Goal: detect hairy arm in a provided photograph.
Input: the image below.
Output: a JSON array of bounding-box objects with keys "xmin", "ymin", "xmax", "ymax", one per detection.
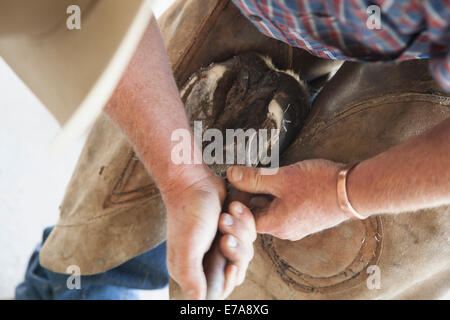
[
  {"xmin": 348, "ymin": 117, "xmax": 450, "ymax": 217},
  {"xmin": 104, "ymin": 17, "xmax": 252, "ymax": 300},
  {"xmin": 104, "ymin": 16, "xmax": 207, "ymax": 191},
  {"xmin": 228, "ymin": 117, "xmax": 450, "ymax": 241}
]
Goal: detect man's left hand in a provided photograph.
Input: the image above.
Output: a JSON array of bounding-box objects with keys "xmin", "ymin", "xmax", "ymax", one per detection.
[{"xmin": 227, "ymin": 160, "xmax": 349, "ymax": 241}]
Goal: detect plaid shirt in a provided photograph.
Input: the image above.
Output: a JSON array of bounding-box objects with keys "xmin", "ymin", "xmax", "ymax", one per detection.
[{"xmin": 232, "ymin": 0, "xmax": 450, "ymax": 91}]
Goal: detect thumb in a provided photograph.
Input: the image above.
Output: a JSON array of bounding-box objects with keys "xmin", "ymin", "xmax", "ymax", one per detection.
[
  {"xmin": 227, "ymin": 166, "xmax": 281, "ymax": 196},
  {"xmin": 255, "ymin": 198, "xmax": 284, "ymax": 234}
]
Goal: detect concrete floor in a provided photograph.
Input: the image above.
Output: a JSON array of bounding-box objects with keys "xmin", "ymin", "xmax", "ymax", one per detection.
[{"xmin": 0, "ymin": 0, "xmax": 174, "ymax": 300}]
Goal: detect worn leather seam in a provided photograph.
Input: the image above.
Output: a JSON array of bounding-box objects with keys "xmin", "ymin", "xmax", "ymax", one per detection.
[
  {"xmin": 55, "ymin": 196, "xmax": 163, "ymax": 227},
  {"xmin": 301, "ymin": 93, "xmax": 450, "ymax": 142},
  {"xmin": 172, "ymin": 0, "xmax": 230, "ymax": 82}
]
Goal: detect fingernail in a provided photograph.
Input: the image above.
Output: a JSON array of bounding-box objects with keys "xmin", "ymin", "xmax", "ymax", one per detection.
[
  {"xmin": 233, "ymin": 203, "xmax": 243, "ymax": 215},
  {"xmin": 227, "ymin": 235, "xmax": 238, "ymax": 248},
  {"xmin": 222, "ymin": 214, "xmax": 233, "ymax": 226},
  {"xmin": 231, "ymin": 167, "xmax": 243, "ymax": 182}
]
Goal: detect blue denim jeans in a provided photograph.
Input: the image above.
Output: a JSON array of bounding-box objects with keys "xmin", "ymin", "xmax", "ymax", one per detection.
[{"xmin": 15, "ymin": 227, "xmax": 169, "ymax": 300}]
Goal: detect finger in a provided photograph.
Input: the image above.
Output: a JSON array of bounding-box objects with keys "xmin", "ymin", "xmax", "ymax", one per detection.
[
  {"xmin": 219, "ymin": 234, "xmax": 253, "ymax": 285},
  {"xmin": 177, "ymin": 266, "xmax": 207, "ymax": 300},
  {"xmin": 219, "ymin": 234, "xmax": 253, "ymax": 265},
  {"xmin": 222, "ymin": 264, "xmax": 238, "ymax": 299},
  {"xmin": 227, "ymin": 166, "xmax": 282, "ymax": 196},
  {"xmin": 237, "ymin": 263, "xmax": 248, "ymax": 286},
  {"xmin": 219, "ymin": 213, "xmax": 254, "ymax": 244},
  {"xmin": 222, "ymin": 203, "xmax": 256, "ymax": 286},
  {"xmin": 229, "ymin": 202, "xmax": 257, "ymax": 241},
  {"xmin": 168, "ymin": 246, "xmax": 207, "ymax": 300},
  {"xmin": 203, "ymin": 238, "xmax": 227, "ymax": 300}
]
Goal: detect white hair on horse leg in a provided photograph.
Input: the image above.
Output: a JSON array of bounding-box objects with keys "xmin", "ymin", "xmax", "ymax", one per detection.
[
  {"xmin": 267, "ymin": 99, "xmax": 284, "ymax": 129},
  {"xmin": 259, "ymin": 54, "xmax": 305, "ymax": 86}
]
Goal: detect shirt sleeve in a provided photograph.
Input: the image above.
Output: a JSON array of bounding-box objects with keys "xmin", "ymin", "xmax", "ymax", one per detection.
[
  {"xmin": 429, "ymin": 50, "xmax": 450, "ymax": 92},
  {"xmin": 424, "ymin": 0, "xmax": 450, "ymax": 92}
]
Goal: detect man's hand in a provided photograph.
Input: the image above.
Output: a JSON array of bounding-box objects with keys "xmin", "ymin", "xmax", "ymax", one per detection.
[
  {"xmin": 228, "ymin": 117, "xmax": 450, "ymax": 241},
  {"xmin": 227, "ymin": 160, "xmax": 349, "ymax": 241},
  {"xmin": 163, "ymin": 172, "xmax": 257, "ymax": 300},
  {"xmin": 162, "ymin": 172, "xmax": 226, "ymax": 300},
  {"xmin": 218, "ymin": 201, "xmax": 257, "ymax": 299}
]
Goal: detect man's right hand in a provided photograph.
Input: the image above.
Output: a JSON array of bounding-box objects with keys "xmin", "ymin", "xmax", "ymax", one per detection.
[
  {"xmin": 162, "ymin": 172, "xmax": 257, "ymax": 300},
  {"xmin": 162, "ymin": 172, "xmax": 226, "ymax": 300}
]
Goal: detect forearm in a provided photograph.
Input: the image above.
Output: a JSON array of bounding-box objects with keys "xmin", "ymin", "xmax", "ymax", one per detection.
[
  {"xmin": 347, "ymin": 117, "xmax": 450, "ymax": 217},
  {"xmin": 104, "ymin": 16, "xmax": 208, "ymax": 193}
]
